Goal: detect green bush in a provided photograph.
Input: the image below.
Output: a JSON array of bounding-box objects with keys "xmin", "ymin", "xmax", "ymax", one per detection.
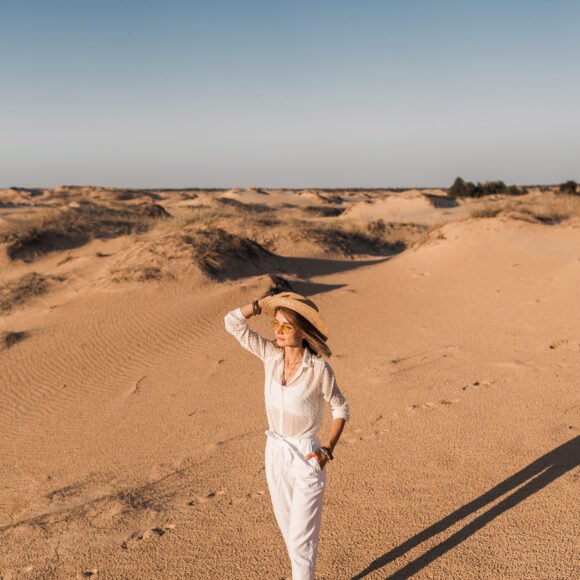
[
  {"xmin": 449, "ymin": 177, "xmax": 525, "ymax": 198},
  {"xmin": 559, "ymin": 180, "xmax": 578, "ymax": 195},
  {"xmin": 449, "ymin": 177, "xmax": 472, "ymax": 198},
  {"xmin": 508, "ymin": 185, "xmax": 527, "ymax": 196}
]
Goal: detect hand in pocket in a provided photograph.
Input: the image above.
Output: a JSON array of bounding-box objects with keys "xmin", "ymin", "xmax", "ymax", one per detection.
[{"xmin": 304, "ymin": 449, "xmax": 326, "ymax": 471}]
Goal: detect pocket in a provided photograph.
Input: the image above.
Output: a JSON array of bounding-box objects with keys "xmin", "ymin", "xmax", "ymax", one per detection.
[
  {"xmin": 306, "ymin": 454, "xmax": 322, "ymax": 473},
  {"xmin": 292, "ymin": 440, "xmax": 323, "ymax": 477}
]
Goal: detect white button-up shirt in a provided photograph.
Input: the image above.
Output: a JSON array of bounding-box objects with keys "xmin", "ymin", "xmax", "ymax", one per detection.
[{"xmin": 224, "ymin": 307, "xmax": 350, "ymax": 439}]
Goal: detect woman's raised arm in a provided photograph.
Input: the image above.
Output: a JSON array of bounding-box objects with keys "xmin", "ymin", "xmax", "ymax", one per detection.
[{"xmin": 224, "ymin": 301, "xmax": 279, "ymax": 362}]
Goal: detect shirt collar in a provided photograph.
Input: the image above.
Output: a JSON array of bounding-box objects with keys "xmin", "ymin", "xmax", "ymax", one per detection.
[{"xmin": 276, "ymin": 346, "xmax": 314, "ymax": 367}]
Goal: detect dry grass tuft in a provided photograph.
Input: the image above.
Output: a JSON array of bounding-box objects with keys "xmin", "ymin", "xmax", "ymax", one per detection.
[
  {"xmin": 181, "ymin": 227, "xmax": 276, "ymax": 280},
  {"xmin": 469, "ymin": 192, "xmax": 580, "ymax": 224},
  {"xmin": 0, "ymin": 272, "xmax": 66, "ymax": 314},
  {"xmin": 303, "ymin": 227, "xmax": 400, "ymax": 257},
  {"xmin": 1, "ymin": 330, "xmax": 29, "ymax": 350},
  {"xmin": 470, "ymin": 206, "xmax": 503, "ymax": 219}
]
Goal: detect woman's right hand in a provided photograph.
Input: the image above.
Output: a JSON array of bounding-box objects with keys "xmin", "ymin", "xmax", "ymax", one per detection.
[
  {"xmin": 257, "ymin": 287, "xmax": 291, "ymax": 310},
  {"xmin": 257, "ymin": 290, "xmax": 277, "ymax": 308}
]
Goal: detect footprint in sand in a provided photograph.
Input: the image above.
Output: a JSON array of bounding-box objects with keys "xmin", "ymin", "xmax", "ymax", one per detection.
[
  {"xmin": 406, "ymin": 399, "xmax": 461, "ymax": 412},
  {"xmin": 549, "ymin": 339, "xmax": 579, "ymax": 351},
  {"xmin": 365, "ymin": 345, "xmax": 462, "ymax": 380},
  {"xmin": 408, "ymin": 403, "xmax": 435, "ymax": 412},
  {"xmin": 462, "ymin": 379, "xmax": 496, "ymax": 392},
  {"xmin": 188, "ymin": 490, "xmax": 226, "ymax": 505},
  {"xmin": 121, "ymin": 524, "xmax": 175, "ymax": 549},
  {"xmin": 227, "ymin": 489, "xmax": 267, "ymax": 506},
  {"xmin": 341, "ymin": 425, "xmax": 384, "ymax": 444}
]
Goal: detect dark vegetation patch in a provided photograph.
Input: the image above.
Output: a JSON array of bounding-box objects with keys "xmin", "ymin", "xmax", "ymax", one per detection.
[
  {"xmin": 559, "ymin": 180, "xmax": 578, "ymax": 195},
  {"xmin": 470, "ymin": 207, "xmax": 503, "ymax": 219},
  {"xmin": 304, "ymin": 224, "xmax": 407, "ymax": 258},
  {"xmin": 0, "ymin": 202, "xmax": 170, "ymax": 262},
  {"xmin": 514, "ymin": 209, "xmax": 569, "ymax": 225},
  {"xmin": 216, "ymin": 197, "xmax": 274, "ymax": 213},
  {"xmin": 302, "ymin": 206, "xmax": 346, "ymax": 217},
  {"xmin": 0, "ymin": 272, "xmax": 66, "ymax": 314},
  {"xmin": 448, "ymin": 177, "xmax": 527, "ymax": 198},
  {"xmin": 113, "ymin": 190, "xmax": 163, "ymax": 202},
  {"xmin": 534, "ymin": 213, "xmax": 568, "ymax": 225},
  {"xmin": 1, "ymin": 330, "xmax": 29, "ymax": 350},
  {"xmin": 181, "ymin": 228, "xmax": 277, "ymax": 280},
  {"xmin": 110, "ymin": 266, "xmax": 170, "ymax": 284},
  {"xmin": 140, "ymin": 203, "xmax": 171, "ymax": 219}
]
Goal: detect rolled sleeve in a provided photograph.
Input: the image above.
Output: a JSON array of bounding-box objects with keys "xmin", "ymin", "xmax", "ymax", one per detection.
[
  {"xmin": 224, "ymin": 307, "xmax": 278, "ymax": 362},
  {"xmin": 319, "ymin": 361, "xmax": 350, "ymax": 421}
]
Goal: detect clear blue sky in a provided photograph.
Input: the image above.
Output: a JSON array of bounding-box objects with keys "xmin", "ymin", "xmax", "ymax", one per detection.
[{"xmin": 2, "ymin": 0, "xmax": 579, "ymax": 188}]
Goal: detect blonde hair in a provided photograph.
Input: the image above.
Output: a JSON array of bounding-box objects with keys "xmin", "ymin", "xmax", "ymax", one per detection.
[{"xmin": 274, "ymin": 306, "xmax": 332, "ymax": 359}]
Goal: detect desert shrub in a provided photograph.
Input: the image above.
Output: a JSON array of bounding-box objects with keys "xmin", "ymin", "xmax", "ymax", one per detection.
[
  {"xmin": 0, "ymin": 202, "xmax": 163, "ymax": 261},
  {"xmin": 533, "ymin": 212, "xmax": 568, "ymax": 225},
  {"xmin": 559, "ymin": 180, "xmax": 578, "ymax": 195},
  {"xmin": 481, "ymin": 181, "xmax": 508, "ymax": 195},
  {"xmin": 508, "ymin": 185, "xmax": 527, "ymax": 196},
  {"xmin": 449, "ymin": 177, "xmax": 472, "ymax": 198},
  {"xmin": 470, "ymin": 206, "xmax": 502, "ymax": 218},
  {"xmin": 449, "ymin": 177, "xmax": 525, "ymax": 198},
  {"xmin": 1, "ymin": 330, "xmax": 29, "ymax": 350},
  {"xmin": 181, "ymin": 228, "xmax": 274, "ymax": 280},
  {"xmin": 140, "ymin": 203, "xmax": 172, "ymax": 219},
  {"xmin": 0, "ymin": 272, "xmax": 65, "ymax": 314},
  {"xmin": 303, "ymin": 206, "xmax": 345, "ymax": 217},
  {"xmin": 366, "ymin": 219, "xmax": 386, "ymax": 237},
  {"xmin": 110, "ymin": 266, "xmax": 169, "ymax": 283},
  {"xmin": 307, "ymin": 226, "xmax": 405, "ymax": 257}
]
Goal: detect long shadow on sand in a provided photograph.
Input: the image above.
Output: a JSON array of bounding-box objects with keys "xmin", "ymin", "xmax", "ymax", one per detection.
[{"xmin": 353, "ymin": 436, "xmax": 579, "ymax": 579}]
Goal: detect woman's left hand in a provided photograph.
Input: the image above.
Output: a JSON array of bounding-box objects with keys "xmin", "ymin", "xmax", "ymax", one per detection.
[{"xmin": 304, "ymin": 449, "xmax": 327, "ymax": 471}]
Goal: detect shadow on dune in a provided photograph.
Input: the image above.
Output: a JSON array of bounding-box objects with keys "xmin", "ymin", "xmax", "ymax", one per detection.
[
  {"xmin": 423, "ymin": 194, "xmax": 459, "ymax": 209},
  {"xmin": 277, "ymin": 255, "xmax": 393, "ymax": 280},
  {"xmin": 208, "ymin": 250, "xmax": 395, "ymax": 282},
  {"xmin": 352, "ymin": 436, "xmax": 579, "ymax": 579},
  {"xmin": 192, "ymin": 225, "xmax": 403, "ymax": 282}
]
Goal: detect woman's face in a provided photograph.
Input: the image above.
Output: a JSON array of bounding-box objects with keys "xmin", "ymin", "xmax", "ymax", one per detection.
[{"xmin": 274, "ymin": 312, "xmax": 303, "ymax": 347}]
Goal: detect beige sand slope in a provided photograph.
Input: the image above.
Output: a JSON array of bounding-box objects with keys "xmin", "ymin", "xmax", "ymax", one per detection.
[{"xmin": 0, "ymin": 186, "xmax": 578, "ymax": 579}]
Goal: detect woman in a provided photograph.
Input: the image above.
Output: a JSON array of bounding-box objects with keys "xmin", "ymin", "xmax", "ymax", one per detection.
[{"xmin": 224, "ymin": 291, "xmax": 350, "ymax": 580}]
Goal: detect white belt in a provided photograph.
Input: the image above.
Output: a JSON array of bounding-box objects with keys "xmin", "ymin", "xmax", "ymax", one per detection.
[{"xmin": 264, "ymin": 429, "xmax": 318, "ymax": 460}]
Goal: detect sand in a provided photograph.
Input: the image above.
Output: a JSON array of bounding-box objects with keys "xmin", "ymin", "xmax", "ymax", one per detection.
[{"xmin": 0, "ymin": 186, "xmax": 578, "ymax": 579}]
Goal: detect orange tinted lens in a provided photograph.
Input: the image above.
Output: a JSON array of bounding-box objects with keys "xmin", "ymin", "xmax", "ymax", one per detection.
[{"xmin": 272, "ymin": 320, "xmax": 293, "ymax": 334}]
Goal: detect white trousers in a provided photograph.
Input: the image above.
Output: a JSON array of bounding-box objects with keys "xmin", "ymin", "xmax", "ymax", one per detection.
[{"xmin": 264, "ymin": 430, "xmax": 327, "ymax": 580}]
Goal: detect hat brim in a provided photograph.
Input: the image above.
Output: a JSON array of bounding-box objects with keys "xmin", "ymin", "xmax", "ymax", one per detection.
[{"xmin": 261, "ymin": 292, "xmax": 329, "ymax": 339}]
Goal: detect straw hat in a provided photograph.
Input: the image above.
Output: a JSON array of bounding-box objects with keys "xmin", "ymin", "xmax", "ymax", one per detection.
[{"xmin": 260, "ymin": 292, "xmax": 329, "ymax": 340}]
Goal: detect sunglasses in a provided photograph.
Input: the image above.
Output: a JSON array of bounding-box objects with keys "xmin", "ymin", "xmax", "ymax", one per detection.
[{"xmin": 271, "ymin": 320, "xmax": 296, "ymax": 334}]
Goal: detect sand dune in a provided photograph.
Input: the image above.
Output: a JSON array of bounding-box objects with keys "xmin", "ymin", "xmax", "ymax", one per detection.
[{"xmin": 0, "ymin": 186, "xmax": 578, "ymax": 578}]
